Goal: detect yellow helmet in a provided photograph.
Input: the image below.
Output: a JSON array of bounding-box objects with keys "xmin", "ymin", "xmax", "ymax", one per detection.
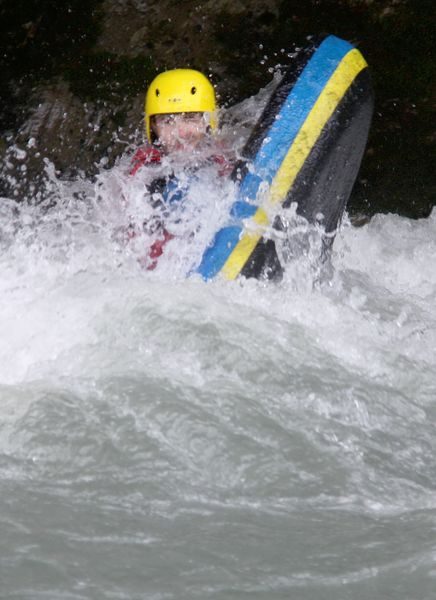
[{"xmin": 145, "ymin": 69, "xmax": 217, "ymax": 142}]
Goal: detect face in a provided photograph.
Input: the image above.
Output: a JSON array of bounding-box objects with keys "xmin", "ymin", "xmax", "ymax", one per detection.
[{"xmin": 151, "ymin": 112, "xmax": 209, "ymax": 152}]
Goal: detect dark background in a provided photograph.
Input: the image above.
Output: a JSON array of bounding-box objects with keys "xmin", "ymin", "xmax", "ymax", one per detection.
[{"xmin": 0, "ymin": 0, "xmax": 434, "ymax": 218}]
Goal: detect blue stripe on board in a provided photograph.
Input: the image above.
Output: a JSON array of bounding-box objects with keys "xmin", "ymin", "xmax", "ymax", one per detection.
[
  {"xmin": 196, "ymin": 226, "xmax": 242, "ymax": 279},
  {"xmin": 230, "ymin": 201, "xmax": 258, "ymax": 219},
  {"xmin": 238, "ymin": 35, "xmax": 354, "ymax": 201},
  {"xmin": 196, "ymin": 35, "xmax": 354, "ymax": 280}
]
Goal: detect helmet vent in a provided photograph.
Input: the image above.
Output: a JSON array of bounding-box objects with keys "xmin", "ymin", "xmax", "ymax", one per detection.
[
  {"xmin": 191, "ymin": 86, "xmax": 197, "ymax": 95},
  {"xmin": 155, "ymin": 89, "xmax": 160, "ymax": 97}
]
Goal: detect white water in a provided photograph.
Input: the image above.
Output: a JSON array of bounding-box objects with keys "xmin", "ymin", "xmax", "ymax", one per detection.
[{"xmin": 1, "ymin": 105, "xmax": 436, "ymax": 599}]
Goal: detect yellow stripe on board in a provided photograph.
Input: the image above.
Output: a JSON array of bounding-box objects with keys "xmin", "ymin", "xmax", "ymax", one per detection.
[
  {"xmin": 221, "ymin": 48, "xmax": 367, "ymax": 281},
  {"xmin": 219, "ymin": 208, "xmax": 269, "ymax": 281},
  {"xmin": 267, "ymin": 49, "xmax": 367, "ymax": 206}
]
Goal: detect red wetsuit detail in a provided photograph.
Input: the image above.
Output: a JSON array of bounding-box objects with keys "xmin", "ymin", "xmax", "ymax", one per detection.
[
  {"xmin": 145, "ymin": 230, "xmax": 175, "ymax": 271},
  {"xmin": 129, "ymin": 145, "xmax": 162, "ymax": 176}
]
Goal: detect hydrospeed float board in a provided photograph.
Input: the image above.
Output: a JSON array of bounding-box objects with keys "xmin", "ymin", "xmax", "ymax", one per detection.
[{"xmin": 196, "ymin": 34, "xmax": 374, "ymax": 281}]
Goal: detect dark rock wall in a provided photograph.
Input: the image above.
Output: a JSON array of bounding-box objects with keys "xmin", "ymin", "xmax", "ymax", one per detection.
[{"xmin": 0, "ymin": 0, "xmax": 434, "ymax": 217}]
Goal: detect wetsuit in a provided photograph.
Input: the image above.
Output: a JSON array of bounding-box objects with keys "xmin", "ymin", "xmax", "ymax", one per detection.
[{"xmin": 128, "ymin": 144, "xmax": 233, "ymax": 270}]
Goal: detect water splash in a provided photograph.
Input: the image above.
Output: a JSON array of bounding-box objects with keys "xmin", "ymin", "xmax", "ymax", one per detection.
[{"xmin": 1, "ymin": 93, "xmax": 436, "ymax": 600}]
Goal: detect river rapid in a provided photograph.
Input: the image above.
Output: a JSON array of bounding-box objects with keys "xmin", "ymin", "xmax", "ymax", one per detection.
[{"xmin": 1, "ymin": 98, "xmax": 435, "ymax": 599}]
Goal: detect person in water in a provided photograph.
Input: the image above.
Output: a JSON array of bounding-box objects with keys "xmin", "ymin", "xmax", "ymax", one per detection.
[{"xmin": 128, "ymin": 68, "xmax": 232, "ymax": 268}]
